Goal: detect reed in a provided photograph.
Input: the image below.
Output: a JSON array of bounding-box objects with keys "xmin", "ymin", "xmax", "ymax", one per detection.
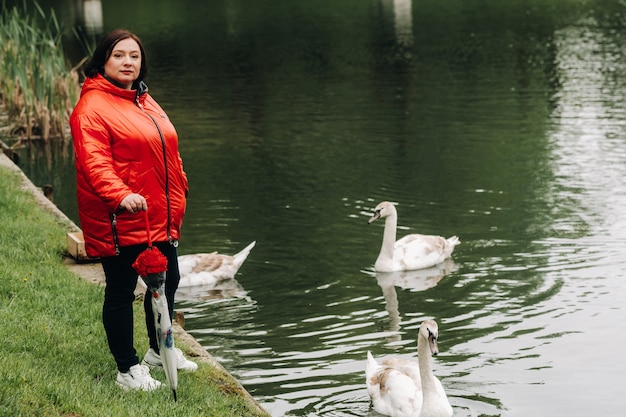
[{"xmin": 0, "ymin": 1, "xmax": 80, "ymax": 142}]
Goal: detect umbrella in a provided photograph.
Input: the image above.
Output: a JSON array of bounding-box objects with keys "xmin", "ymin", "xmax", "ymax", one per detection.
[{"xmin": 132, "ymin": 210, "xmax": 178, "ymax": 401}]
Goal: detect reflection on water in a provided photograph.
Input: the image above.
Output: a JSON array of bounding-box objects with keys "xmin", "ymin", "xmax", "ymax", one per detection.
[
  {"xmin": 7, "ymin": 0, "xmax": 626, "ymax": 416},
  {"xmin": 80, "ymin": 0, "xmax": 103, "ymax": 34},
  {"xmin": 391, "ymin": 0, "xmax": 413, "ymax": 48},
  {"xmin": 174, "ymin": 278, "xmax": 249, "ymax": 304},
  {"xmin": 363, "ymin": 260, "xmax": 458, "ymax": 347}
]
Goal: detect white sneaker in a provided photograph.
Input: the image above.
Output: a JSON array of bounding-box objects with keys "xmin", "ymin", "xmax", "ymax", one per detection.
[
  {"xmin": 116, "ymin": 364, "xmax": 162, "ymax": 391},
  {"xmin": 142, "ymin": 347, "xmax": 198, "ymax": 372}
]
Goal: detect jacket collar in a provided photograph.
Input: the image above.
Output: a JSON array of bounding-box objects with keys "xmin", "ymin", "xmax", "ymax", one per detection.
[{"xmin": 81, "ymin": 74, "xmax": 149, "ymax": 103}]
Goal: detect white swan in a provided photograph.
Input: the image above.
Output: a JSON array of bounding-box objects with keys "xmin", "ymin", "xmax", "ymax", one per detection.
[
  {"xmin": 368, "ymin": 202, "xmax": 459, "ymax": 272},
  {"xmin": 177, "ymin": 241, "xmax": 256, "ymax": 287},
  {"xmin": 366, "ymin": 319, "xmax": 453, "ymax": 417}
]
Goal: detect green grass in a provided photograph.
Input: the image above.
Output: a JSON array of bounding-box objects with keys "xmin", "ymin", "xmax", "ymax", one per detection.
[{"xmin": 0, "ymin": 164, "xmax": 270, "ymax": 417}]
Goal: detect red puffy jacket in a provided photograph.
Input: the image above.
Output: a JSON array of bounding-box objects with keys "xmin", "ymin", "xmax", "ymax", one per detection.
[{"xmin": 70, "ymin": 74, "xmax": 188, "ymax": 257}]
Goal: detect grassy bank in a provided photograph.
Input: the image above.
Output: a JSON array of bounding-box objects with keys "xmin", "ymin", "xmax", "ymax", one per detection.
[{"xmin": 0, "ymin": 161, "xmax": 270, "ymax": 416}]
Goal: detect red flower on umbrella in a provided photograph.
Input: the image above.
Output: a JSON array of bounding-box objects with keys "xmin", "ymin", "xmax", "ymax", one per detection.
[
  {"xmin": 132, "ymin": 211, "xmax": 169, "ymax": 291},
  {"xmin": 132, "ymin": 246, "xmax": 168, "ymax": 277}
]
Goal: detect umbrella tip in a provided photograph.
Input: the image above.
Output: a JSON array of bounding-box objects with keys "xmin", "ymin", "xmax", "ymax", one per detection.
[{"xmin": 173, "ymin": 389, "xmax": 177, "ymax": 402}]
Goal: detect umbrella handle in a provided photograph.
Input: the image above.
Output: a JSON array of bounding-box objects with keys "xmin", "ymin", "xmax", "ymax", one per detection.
[{"xmin": 143, "ymin": 209, "xmax": 153, "ymax": 248}]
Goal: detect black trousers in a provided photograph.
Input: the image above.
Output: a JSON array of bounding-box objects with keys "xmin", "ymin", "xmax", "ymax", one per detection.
[{"xmin": 101, "ymin": 242, "xmax": 180, "ymax": 373}]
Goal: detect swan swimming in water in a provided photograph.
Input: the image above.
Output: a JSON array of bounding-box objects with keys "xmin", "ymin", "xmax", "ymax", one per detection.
[
  {"xmin": 176, "ymin": 241, "xmax": 256, "ymax": 287},
  {"xmin": 368, "ymin": 202, "xmax": 459, "ymax": 272},
  {"xmin": 137, "ymin": 241, "xmax": 256, "ymax": 293},
  {"xmin": 366, "ymin": 319, "xmax": 453, "ymax": 417}
]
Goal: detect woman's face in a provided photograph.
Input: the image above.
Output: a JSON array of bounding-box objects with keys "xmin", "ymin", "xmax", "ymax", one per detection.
[{"xmin": 103, "ymin": 38, "xmax": 142, "ymax": 89}]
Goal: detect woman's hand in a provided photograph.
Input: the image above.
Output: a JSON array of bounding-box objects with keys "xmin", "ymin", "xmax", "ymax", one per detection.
[{"xmin": 120, "ymin": 193, "xmax": 147, "ymax": 214}]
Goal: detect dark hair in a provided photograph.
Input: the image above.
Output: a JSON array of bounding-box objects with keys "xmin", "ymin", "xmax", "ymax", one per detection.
[{"xmin": 84, "ymin": 29, "xmax": 148, "ymax": 88}]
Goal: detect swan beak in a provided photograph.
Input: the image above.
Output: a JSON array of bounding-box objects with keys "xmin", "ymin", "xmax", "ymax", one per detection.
[
  {"xmin": 368, "ymin": 212, "xmax": 381, "ymax": 224},
  {"xmin": 430, "ymin": 337, "xmax": 439, "ymax": 356}
]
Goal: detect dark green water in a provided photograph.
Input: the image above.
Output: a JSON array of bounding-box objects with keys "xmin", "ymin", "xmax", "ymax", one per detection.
[{"xmin": 7, "ymin": 0, "xmax": 626, "ymax": 415}]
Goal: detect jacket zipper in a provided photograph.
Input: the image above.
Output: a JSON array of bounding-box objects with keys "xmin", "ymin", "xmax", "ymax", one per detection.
[
  {"xmin": 110, "ymin": 213, "xmax": 120, "ymax": 255},
  {"xmin": 137, "ymin": 100, "xmax": 174, "ymax": 246}
]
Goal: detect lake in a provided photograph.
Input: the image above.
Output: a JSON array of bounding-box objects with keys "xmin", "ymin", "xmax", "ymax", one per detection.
[{"xmin": 6, "ymin": 0, "xmax": 626, "ymax": 415}]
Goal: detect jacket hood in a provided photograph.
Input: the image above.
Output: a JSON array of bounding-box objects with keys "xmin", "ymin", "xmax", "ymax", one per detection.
[{"xmin": 80, "ymin": 74, "xmax": 149, "ymax": 103}]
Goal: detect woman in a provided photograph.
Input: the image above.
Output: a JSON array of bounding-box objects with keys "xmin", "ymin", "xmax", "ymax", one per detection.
[{"xmin": 70, "ymin": 29, "xmax": 197, "ymax": 391}]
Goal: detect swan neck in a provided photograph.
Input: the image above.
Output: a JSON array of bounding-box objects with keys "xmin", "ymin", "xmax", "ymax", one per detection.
[
  {"xmin": 418, "ymin": 335, "xmax": 435, "ymax": 389},
  {"xmin": 380, "ymin": 214, "xmax": 397, "ymax": 259}
]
